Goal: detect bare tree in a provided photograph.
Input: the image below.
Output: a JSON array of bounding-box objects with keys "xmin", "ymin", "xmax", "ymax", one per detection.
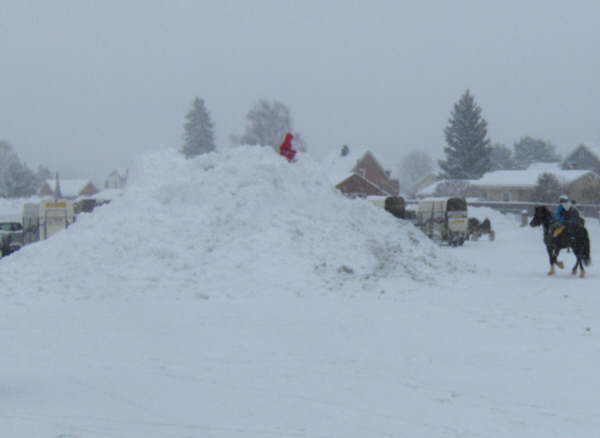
[
  {"xmin": 231, "ymin": 99, "xmax": 306, "ymax": 152},
  {"xmin": 398, "ymin": 150, "xmax": 434, "ymax": 194}
]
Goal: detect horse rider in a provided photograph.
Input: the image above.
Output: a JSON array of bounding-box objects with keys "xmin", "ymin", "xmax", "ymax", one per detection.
[{"xmin": 549, "ymin": 194, "xmax": 571, "ymax": 236}]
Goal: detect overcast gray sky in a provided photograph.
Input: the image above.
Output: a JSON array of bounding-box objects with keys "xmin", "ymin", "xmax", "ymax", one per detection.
[{"xmin": 1, "ymin": 1, "xmax": 599, "ymax": 185}]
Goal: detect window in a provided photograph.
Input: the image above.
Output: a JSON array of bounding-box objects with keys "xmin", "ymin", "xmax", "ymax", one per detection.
[
  {"xmin": 357, "ymin": 168, "xmax": 365, "ymax": 178},
  {"xmin": 503, "ymin": 192, "xmax": 511, "ymax": 202}
]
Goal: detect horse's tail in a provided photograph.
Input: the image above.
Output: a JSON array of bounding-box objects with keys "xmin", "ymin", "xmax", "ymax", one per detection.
[{"xmin": 580, "ymin": 228, "xmax": 592, "ymax": 267}]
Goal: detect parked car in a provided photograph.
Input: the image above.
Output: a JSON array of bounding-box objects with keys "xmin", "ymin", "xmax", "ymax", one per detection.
[{"xmin": 0, "ymin": 221, "xmax": 24, "ymax": 257}]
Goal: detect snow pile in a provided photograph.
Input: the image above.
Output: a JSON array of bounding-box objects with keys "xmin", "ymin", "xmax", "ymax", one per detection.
[{"xmin": 0, "ymin": 147, "xmax": 469, "ymax": 298}]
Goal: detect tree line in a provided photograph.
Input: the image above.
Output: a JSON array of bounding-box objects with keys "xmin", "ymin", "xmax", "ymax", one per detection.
[
  {"xmin": 399, "ymin": 89, "xmax": 566, "ymax": 200},
  {"xmin": 182, "ymin": 92, "xmax": 569, "ymax": 204},
  {"xmin": 180, "ymin": 97, "xmax": 306, "ymax": 159}
]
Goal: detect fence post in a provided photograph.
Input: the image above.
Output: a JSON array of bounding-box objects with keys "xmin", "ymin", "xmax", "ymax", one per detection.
[{"xmin": 521, "ymin": 210, "xmax": 529, "ymax": 227}]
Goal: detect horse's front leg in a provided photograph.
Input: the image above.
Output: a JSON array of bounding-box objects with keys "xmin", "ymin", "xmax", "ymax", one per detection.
[{"xmin": 555, "ymin": 249, "xmax": 564, "ymax": 269}]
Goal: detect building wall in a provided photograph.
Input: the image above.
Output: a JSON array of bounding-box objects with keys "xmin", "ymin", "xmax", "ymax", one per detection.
[
  {"xmin": 336, "ymin": 174, "xmax": 388, "ymax": 197},
  {"xmin": 79, "ymin": 182, "xmax": 99, "ymax": 197},
  {"xmin": 478, "ymin": 188, "xmax": 533, "ymax": 203},
  {"xmin": 353, "ymin": 153, "xmax": 399, "ymax": 196}
]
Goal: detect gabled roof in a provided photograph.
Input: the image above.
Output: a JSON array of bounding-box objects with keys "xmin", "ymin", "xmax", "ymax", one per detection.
[
  {"xmin": 562, "ymin": 142, "xmax": 600, "ymax": 164},
  {"xmin": 44, "ymin": 179, "xmax": 96, "ymax": 197}
]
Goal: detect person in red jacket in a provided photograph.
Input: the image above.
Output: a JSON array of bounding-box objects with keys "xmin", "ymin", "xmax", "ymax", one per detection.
[{"xmin": 279, "ymin": 133, "xmax": 297, "ymax": 162}]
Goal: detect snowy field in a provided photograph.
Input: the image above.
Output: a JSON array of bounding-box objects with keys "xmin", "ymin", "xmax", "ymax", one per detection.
[{"xmin": 1, "ymin": 147, "xmax": 600, "ymax": 437}]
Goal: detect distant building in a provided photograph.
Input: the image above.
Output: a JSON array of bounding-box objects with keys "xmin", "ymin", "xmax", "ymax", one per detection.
[
  {"xmin": 418, "ymin": 162, "xmax": 599, "ymax": 204},
  {"xmin": 105, "ymin": 169, "xmax": 128, "ymax": 189},
  {"xmin": 39, "ymin": 179, "xmax": 99, "ymax": 200},
  {"xmin": 562, "ymin": 143, "xmax": 600, "ymax": 174},
  {"xmin": 324, "ymin": 146, "xmax": 399, "ymax": 198}
]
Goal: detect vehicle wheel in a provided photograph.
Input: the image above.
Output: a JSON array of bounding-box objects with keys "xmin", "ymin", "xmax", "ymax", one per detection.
[
  {"xmin": 489, "ymin": 230, "xmax": 495, "ymax": 241},
  {"xmin": 458, "ymin": 238, "xmax": 465, "ymax": 246}
]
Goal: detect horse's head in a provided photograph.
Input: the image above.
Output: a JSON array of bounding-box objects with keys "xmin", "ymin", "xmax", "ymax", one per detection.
[{"xmin": 530, "ymin": 206, "xmax": 552, "ymax": 228}]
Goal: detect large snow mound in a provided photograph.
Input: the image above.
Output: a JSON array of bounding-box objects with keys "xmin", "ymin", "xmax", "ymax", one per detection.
[{"xmin": 0, "ymin": 147, "xmax": 471, "ymax": 298}]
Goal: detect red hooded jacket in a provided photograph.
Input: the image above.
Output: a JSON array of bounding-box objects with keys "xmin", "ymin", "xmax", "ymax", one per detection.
[{"xmin": 279, "ymin": 133, "xmax": 297, "ymax": 162}]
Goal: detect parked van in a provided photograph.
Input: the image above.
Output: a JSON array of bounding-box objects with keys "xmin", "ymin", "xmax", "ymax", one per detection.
[
  {"xmin": 22, "ymin": 199, "xmax": 75, "ymax": 244},
  {"xmin": 417, "ymin": 197, "xmax": 468, "ymax": 246}
]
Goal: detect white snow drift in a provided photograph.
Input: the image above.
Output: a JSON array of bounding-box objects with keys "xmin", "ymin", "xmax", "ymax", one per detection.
[{"xmin": 0, "ymin": 146, "xmax": 468, "ymax": 299}]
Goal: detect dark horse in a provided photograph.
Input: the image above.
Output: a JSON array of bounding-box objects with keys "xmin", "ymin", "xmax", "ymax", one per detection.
[{"xmin": 529, "ymin": 206, "xmax": 591, "ymax": 277}]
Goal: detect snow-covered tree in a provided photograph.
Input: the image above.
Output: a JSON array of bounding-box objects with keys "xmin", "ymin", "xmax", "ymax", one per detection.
[
  {"xmin": 439, "ymin": 90, "xmax": 492, "ymax": 180},
  {"xmin": 513, "ymin": 137, "xmax": 560, "ymax": 170},
  {"xmin": 397, "ymin": 150, "xmax": 434, "ymax": 194},
  {"xmin": 433, "ymin": 180, "xmax": 473, "ymax": 198},
  {"xmin": 231, "ymin": 99, "xmax": 307, "ymax": 152},
  {"xmin": 0, "ymin": 140, "xmax": 45, "ymax": 198},
  {"xmin": 532, "ymin": 172, "xmax": 565, "ymax": 204},
  {"xmin": 2, "ymin": 160, "xmax": 38, "ymax": 198},
  {"xmin": 489, "ymin": 143, "xmax": 514, "ymax": 171},
  {"xmin": 181, "ymin": 97, "xmax": 216, "ymax": 158}
]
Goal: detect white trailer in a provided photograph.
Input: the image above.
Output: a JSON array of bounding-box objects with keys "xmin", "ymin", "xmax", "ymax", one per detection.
[
  {"xmin": 22, "ymin": 199, "xmax": 75, "ymax": 244},
  {"xmin": 417, "ymin": 197, "xmax": 468, "ymax": 246}
]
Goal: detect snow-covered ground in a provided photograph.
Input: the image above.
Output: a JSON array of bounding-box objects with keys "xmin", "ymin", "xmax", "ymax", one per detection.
[{"xmin": 1, "ymin": 147, "xmax": 599, "ymax": 437}]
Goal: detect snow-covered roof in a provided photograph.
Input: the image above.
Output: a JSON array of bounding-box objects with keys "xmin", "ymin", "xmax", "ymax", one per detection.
[
  {"xmin": 416, "ymin": 163, "xmax": 597, "ymax": 197},
  {"xmin": 92, "ymin": 188, "xmax": 124, "ymax": 202},
  {"xmin": 322, "ymin": 146, "xmax": 368, "ymax": 186},
  {"xmin": 474, "ymin": 164, "xmax": 594, "ymax": 188},
  {"xmin": 46, "ymin": 179, "xmax": 94, "ymax": 197}
]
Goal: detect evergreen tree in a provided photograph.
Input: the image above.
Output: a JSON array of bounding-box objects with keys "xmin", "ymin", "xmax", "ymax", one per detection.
[
  {"xmin": 532, "ymin": 172, "xmax": 564, "ymax": 204},
  {"xmin": 231, "ymin": 99, "xmax": 307, "ymax": 152},
  {"xmin": 513, "ymin": 137, "xmax": 560, "ymax": 170},
  {"xmin": 439, "ymin": 90, "xmax": 492, "ymax": 179},
  {"xmin": 181, "ymin": 97, "xmax": 216, "ymax": 158}
]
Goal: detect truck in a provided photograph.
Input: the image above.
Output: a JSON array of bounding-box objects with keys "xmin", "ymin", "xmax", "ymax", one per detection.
[
  {"xmin": 22, "ymin": 199, "xmax": 75, "ymax": 245},
  {"xmin": 417, "ymin": 197, "xmax": 468, "ymax": 246}
]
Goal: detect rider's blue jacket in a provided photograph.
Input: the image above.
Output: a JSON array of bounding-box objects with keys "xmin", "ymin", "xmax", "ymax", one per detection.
[{"xmin": 553, "ymin": 204, "xmax": 568, "ymax": 223}]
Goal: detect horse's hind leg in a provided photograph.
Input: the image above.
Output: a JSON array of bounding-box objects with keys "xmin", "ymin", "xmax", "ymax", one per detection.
[{"xmin": 572, "ymin": 259, "xmax": 586, "ymax": 277}]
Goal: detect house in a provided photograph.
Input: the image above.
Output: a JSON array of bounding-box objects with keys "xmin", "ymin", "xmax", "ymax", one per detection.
[
  {"xmin": 471, "ymin": 163, "xmax": 599, "ymax": 203},
  {"xmin": 323, "ymin": 146, "xmax": 399, "ymax": 197},
  {"xmin": 39, "ymin": 179, "xmax": 100, "ymax": 200},
  {"xmin": 105, "ymin": 169, "xmax": 128, "ymax": 189},
  {"xmin": 562, "ymin": 143, "xmax": 600, "ymax": 173},
  {"xmin": 416, "ymin": 162, "xmax": 599, "ymax": 205}
]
